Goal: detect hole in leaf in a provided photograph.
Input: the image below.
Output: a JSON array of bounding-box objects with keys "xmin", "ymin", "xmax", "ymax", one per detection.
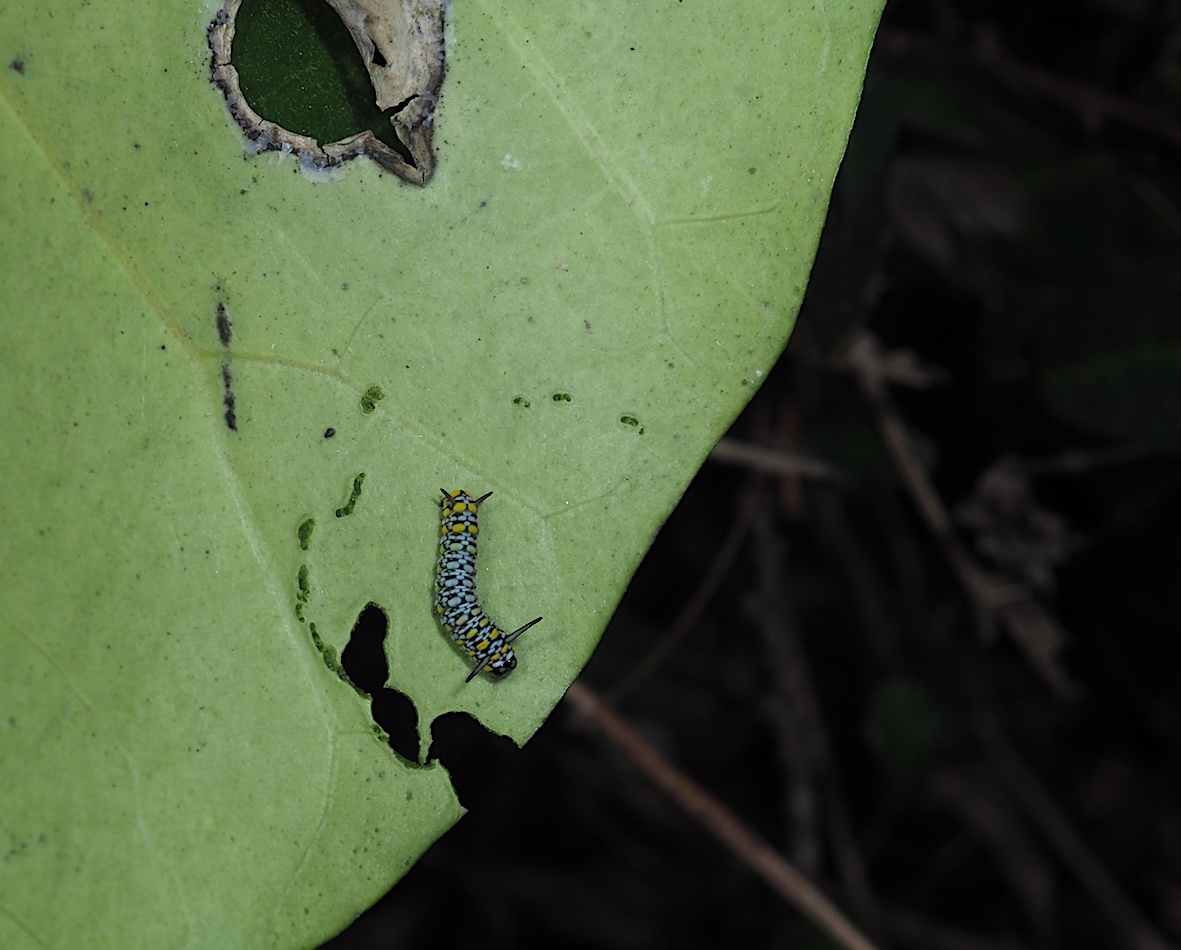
[
  {"xmin": 341, "ymin": 603, "xmax": 419, "ymax": 763},
  {"xmin": 208, "ymin": 0, "xmax": 444, "ymax": 184},
  {"xmin": 428, "ymin": 712, "xmax": 522, "ymax": 811},
  {"xmin": 232, "ymin": 0, "xmax": 406, "ymax": 156}
]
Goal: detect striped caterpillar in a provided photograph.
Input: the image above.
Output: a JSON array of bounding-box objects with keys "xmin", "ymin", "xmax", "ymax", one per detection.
[{"xmin": 434, "ymin": 489, "xmax": 542, "ymax": 682}]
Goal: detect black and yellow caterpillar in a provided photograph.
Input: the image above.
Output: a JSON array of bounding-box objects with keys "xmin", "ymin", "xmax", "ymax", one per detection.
[{"xmin": 434, "ymin": 489, "xmax": 542, "ymax": 682}]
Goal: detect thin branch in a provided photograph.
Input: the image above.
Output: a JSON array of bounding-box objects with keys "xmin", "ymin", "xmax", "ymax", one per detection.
[
  {"xmin": 606, "ymin": 486, "xmax": 758, "ymax": 703},
  {"xmin": 878, "ymin": 27, "xmax": 1181, "ymax": 152},
  {"xmin": 975, "ymin": 715, "xmax": 1177, "ymax": 950},
  {"xmin": 749, "ymin": 483, "xmax": 826, "ymax": 874},
  {"xmin": 1010, "ymin": 444, "xmax": 1155, "ymax": 478},
  {"xmin": 846, "ymin": 333, "xmax": 1079, "ymax": 699},
  {"xmin": 747, "ymin": 482, "xmax": 884, "ymax": 934},
  {"xmin": 564, "ymin": 681, "xmax": 882, "ymax": 950},
  {"xmin": 883, "ymin": 903, "xmax": 1033, "ymax": 950},
  {"xmin": 711, "ymin": 438, "xmax": 847, "ymax": 483}
]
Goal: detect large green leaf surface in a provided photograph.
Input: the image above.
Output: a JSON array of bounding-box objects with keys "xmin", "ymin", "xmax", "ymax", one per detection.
[{"xmin": 0, "ymin": 1, "xmax": 882, "ymax": 945}]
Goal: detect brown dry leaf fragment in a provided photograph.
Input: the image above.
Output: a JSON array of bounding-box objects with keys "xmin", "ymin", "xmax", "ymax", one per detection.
[
  {"xmin": 956, "ymin": 456, "xmax": 1081, "ymax": 595},
  {"xmin": 927, "ymin": 766, "xmax": 1057, "ymax": 941},
  {"xmin": 846, "ymin": 332, "xmax": 950, "ymax": 392},
  {"xmin": 889, "ymin": 154, "xmax": 1023, "ymax": 268}
]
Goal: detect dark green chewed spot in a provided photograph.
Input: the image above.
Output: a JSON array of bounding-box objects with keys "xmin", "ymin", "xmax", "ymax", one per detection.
[
  {"xmin": 620, "ymin": 414, "xmax": 639, "ymax": 427},
  {"xmin": 512, "ymin": 396, "xmax": 531, "ymax": 408},
  {"xmin": 552, "ymin": 391, "xmax": 572, "ymax": 403},
  {"xmin": 308, "ymin": 622, "xmax": 363, "ymax": 693},
  {"xmin": 335, "ymin": 472, "xmax": 366, "ymax": 517},
  {"xmin": 360, "ymin": 386, "xmax": 386, "ymax": 414},
  {"xmin": 298, "ymin": 518, "xmax": 315, "ymax": 551},
  {"xmin": 295, "ymin": 564, "xmax": 311, "ymax": 621}
]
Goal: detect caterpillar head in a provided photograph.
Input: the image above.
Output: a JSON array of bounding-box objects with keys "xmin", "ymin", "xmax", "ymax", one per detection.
[{"xmin": 440, "ymin": 488, "xmax": 492, "ymax": 508}]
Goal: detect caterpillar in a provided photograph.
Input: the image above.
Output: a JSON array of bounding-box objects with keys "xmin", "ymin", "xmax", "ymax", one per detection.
[{"xmin": 435, "ymin": 489, "xmax": 542, "ymax": 682}]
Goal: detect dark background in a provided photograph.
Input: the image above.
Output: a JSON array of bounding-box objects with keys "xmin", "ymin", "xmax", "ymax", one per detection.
[{"xmin": 320, "ymin": 0, "xmax": 1181, "ymax": 947}]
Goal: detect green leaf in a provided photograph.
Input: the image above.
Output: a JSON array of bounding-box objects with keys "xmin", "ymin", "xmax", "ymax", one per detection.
[{"xmin": 0, "ymin": 0, "xmax": 883, "ymax": 945}]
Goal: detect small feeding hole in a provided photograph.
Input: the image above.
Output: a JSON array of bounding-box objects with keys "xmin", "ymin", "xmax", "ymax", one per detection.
[
  {"xmin": 335, "ymin": 472, "xmax": 365, "ymax": 517},
  {"xmin": 360, "ymin": 385, "xmax": 385, "ymax": 414}
]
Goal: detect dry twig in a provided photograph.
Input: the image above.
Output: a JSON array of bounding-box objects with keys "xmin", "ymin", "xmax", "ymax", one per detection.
[
  {"xmin": 711, "ymin": 438, "xmax": 846, "ymax": 483},
  {"xmin": 564, "ymin": 681, "xmax": 882, "ymax": 950},
  {"xmin": 976, "ymin": 716, "xmax": 1177, "ymax": 950},
  {"xmin": 606, "ymin": 486, "xmax": 758, "ymax": 703},
  {"xmin": 846, "ymin": 332, "xmax": 1079, "ymax": 699},
  {"xmin": 878, "ymin": 28, "xmax": 1181, "ymax": 152},
  {"xmin": 747, "ymin": 482, "xmax": 883, "ymax": 933}
]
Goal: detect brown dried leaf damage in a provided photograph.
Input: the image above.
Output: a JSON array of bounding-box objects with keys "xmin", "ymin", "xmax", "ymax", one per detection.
[{"xmin": 208, "ymin": 0, "xmax": 444, "ymax": 185}]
